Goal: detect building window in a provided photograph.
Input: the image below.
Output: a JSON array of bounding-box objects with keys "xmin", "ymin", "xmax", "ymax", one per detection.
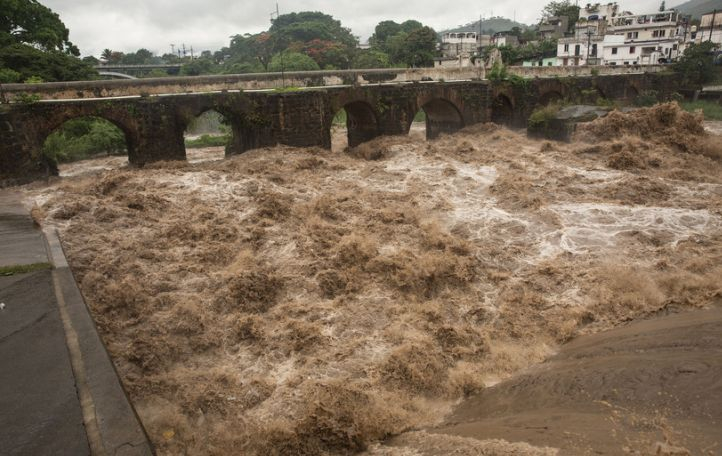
[
  {"xmin": 624, "ymin": 61, "xmax": 629, "ymax": 65},
  {"xmin": 592, "ymin": 44, "xmax": 598, "ymax": 56},
  {"xmin": 612, "ymin": 47, "xmax": 618, "ymax": 54},
  {"xmin": 575, "ymin": 44, "xmax": 581, "ymax": 56},
  {"xmin": 564, "ymin": 44, "xmax": 569, "ymax": 52},
  {"xmin": 630, "ymin": 46, "xmax": 636, "ymax": 54}
]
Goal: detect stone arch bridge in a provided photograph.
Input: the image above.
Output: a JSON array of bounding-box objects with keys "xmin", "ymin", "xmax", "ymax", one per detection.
[{"xmin": 1, "ymin": 72, "xmax": 680, "ymax": 185}]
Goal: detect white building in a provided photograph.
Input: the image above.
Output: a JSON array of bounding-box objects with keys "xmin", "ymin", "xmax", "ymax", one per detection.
[
  {"xmin": 557, "ymin": 35, "xmax": 604, "ymax": 66},
  {"xmin": 491, "ymin": 32, "xmax": 519, "ymax": 47},
  {"xmin": 696, "ymin": 11, "xmax": 722, "ymax": 45},
  {"xmin": 557, "ymin": 8, "xmax": 689, "ymax": 66},
  {"xmin": 607, "ymin": 10, "xmax": 686, "ymax": 63},
  {"xmin": 440, "ymin": 32, "xmax": 491, "ymax": 58}
]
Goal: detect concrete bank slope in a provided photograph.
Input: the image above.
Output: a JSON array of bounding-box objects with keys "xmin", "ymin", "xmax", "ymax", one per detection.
[
  {"xmin": 430, "ymin": 308, "xmax": 722, "ymax": 455},
  {"xmin": 0, "ymin": 190, "xmax": 153, "ymax": 455}
]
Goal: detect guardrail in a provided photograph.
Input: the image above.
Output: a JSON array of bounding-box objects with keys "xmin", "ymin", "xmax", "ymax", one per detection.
[
  {"xmin": 0, "ymin": 64, "xmax": 669, "ymax": 102},
  {"xmin": 0, "ymin": 67, "xmax": 485, "ymax": 101}
]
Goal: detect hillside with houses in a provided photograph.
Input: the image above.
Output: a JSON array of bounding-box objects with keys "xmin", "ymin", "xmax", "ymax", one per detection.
[{"xmin": 436, "ymin": 1, "xmax": 722, "ymax": 69}]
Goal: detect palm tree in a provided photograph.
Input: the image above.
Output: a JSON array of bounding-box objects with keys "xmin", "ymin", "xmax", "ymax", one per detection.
[{"xmin": 100, "ymin": 49, "xmax": 113, "ymax": 63}]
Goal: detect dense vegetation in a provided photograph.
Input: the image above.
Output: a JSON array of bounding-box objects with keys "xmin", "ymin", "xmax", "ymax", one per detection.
[
  {"xmin": 0, "ymin": 0, "xmax": 96, "ymax": 82},
  {"xmin": 42, "ymin": 117, "xmax": 126, "ymax": 162},
  {"xmin": 97, "ymin": 13, "xmax": 438, "ymax": 76}
]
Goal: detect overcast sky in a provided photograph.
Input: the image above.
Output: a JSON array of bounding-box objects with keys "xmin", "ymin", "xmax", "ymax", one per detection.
[{"xmin": 43, "ymin": 0, "xmax": 673, "ymax": 58}]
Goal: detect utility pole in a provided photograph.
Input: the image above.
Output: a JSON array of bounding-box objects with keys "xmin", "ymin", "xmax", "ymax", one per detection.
[
  {"xmin": 170, "ymin": 44, "xmax": 175, "ymax": 56},
  {"xmin": 190, "ymin": 46, "xmax": 195, "ymax": 60},
  {"xmin": 709, "ymin": 10, "xmax": 718, "ymax": 43},
  {"xmin": 270, "ymin": 2, "xmax": 285, "ymax": 88},
  {"xmin": 182, "ymin": 43, "xmax": 187, "ymax": 58},
  {"xmin": 478, "ymin": 14, "xmax": 483, "ymax": 59},
  {"xmin": 586, "ymin": 29, "xmax": 593, "ymax": 65}
]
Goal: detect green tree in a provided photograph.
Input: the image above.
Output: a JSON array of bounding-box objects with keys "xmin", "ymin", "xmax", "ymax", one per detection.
[
  {"xmin": 181, "ymin": 58, "xmax": 217, "ymax": 76},
  {"xmin": 370, "ymin": 20, "xmax": 438, "ymax": 67},
  {"xmin": 369, "ymin": 20, "xmax": 402, "ymax": 51},
  {"xmin": 0, "ymin": 0, "xmax": 96, "ymax": 81},
  {"xmin": 268, "ymin": 12, "xmax": 357, "ymax": 70},
  {"xmin": 223, "ymin": 61, "xmax": 264, "ymax": 74},
  {"xmin": 0, "ymin": 0, "xmax": 79, "ymax": 54},
  {"xmin": 0, "ymin": 67, "xmax": 21, "ymax": 82},
  {"xmin": 269, "ymin": 12, "xmax": 357, "ymax": 49},
  {"xmin": 121, "ymin": 48, "xmax": 154, "ymax": 65},
  {"xmin": 659, "ymin": 1, "xmax": 666, "ymax": 11},
  {"xmin": 0, "ymin": 43, "xmax": 96, "ymax": 81},
  {"xmin": 401, "ymin": 26, "xmax": 437, "ymax": 67},
  {"xmin": 101, "ymin": 48, "xmax": 113, "ymax": 62},
  {"xmin": 225, "ymin": 32, "xmax": 275, "ymax": 70},
  {"xmin": 673, "ymin": 42, "xmax": 718, "ymax": 85},
  {"xmin": 542, "ymin": 1, "xmax": 580, "ymax": 32},
  {"xmin": 268, "ymin": 51, "xmax": 320, "ymax": 72},
  {"xmin": 352, "ymin": 49, "xmax": 391, "ymax": 68}
]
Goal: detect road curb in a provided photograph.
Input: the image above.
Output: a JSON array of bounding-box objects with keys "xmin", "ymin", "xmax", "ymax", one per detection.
[{"xmin": 43, "ymin": 227, "xmax": 154, "ymax": 456}]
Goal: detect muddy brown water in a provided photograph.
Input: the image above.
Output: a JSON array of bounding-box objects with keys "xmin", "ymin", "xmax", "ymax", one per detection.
[
  {"xmin": 408, "ymin": 307, "xmax": 722, "ymax": 455},
  {"xmin": 23, "ymin": 104, "xmax": 722, "ymax": 455}
]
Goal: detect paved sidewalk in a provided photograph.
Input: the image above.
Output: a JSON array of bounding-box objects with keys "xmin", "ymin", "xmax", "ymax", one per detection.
[{"xmin": 0, "ymin": 190, "xmax": 153, "ymax": 455}]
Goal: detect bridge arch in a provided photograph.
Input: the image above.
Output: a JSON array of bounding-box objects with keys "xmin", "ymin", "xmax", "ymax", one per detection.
[
  {"xmin": 330, "ymin": 100, "xmax": 381, "ymax": 150},
  {"xmin": 411, "ymin": 97, "xmax": 465, "ymax": 140},
  {"xmin": 182, "ymin": 108, "xmax": 232, "ymax": 160},
  {"xmin": 37, "ymin": 109, "xmax": 139, "ymax": 164},
  {"xmin": 491, "ymin": 94, "xmax": 514, "ymax": 126},
  {"xmin": 40, "ymin": 115, "xmax": 132, "ymax": 166},
  {"xmin": 342, "ymin": 101, "xmax": 380, "ymax": 148}
]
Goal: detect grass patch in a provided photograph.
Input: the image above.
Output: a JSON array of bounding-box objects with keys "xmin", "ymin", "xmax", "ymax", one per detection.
[
  {"xmin": 413, "ymin": 110, "xmax": 426, "ymax": 123},
  {"xmin": 680, "ymin": 101, "xmax": 722, "ymax": 121},
  {"xmin": 0, "ymin": 262, "xmax": 52, "ymax": 276},
  {"xmin": 184, "ymin": 134, "xmax": 230, "ymax": 149}
]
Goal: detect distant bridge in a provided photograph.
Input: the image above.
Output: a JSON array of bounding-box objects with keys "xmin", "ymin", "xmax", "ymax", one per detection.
[
  {"xmin": 0, "ymin": 68, "xmax": 682, "ymax": 186},
  {"xmin": 94, "ymin": 64, "xmax": 182, "ymax": 78}
]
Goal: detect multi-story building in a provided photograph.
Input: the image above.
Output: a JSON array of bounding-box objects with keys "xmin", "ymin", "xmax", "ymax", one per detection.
[
  {"xmin": 557, "ymin": 35, "xmax": 604, "ymax": 66},
  {"xmin": 556, "ymin": 3, "xmax": 621, "ymax": 66},
  {"xmin": 440, "ymin": 31, "xmax": 491, "ymax": 58},
  {"xmin": 539, "ymin": 16, "xmax": 569, "ymax": 40},
  {"xmin": 557, "ymin": 7, "xmax": 690, "ymax": 66},
  {"xmin": 607, "ymin": 10, "xmax": 685, "ymax": 64},
  {"xmin": 492, "ymin": 32, "xmax": 519, "ymax": 47},
  {"xmin": 696, "ymin": 10, "xmax": 722, "ymax": 45}
]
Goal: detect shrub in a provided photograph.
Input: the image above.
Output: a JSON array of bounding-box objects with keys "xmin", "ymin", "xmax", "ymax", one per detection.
[
  {"xmin": 635, "ymin": 90, "xmax": 659, "ymax": 107},
  {"xmin": 487, "ymin": 62, "xmax": 508, "ymax": 81},
  {"xmin": 42, "ymin": 117, "xmax": 126, "ymax": 162}
]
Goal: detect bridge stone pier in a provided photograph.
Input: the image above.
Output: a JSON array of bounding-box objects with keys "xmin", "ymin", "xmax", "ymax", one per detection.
[{"xmin": 0, "ymin": 71, "xmax": 683, "ymax": 186}]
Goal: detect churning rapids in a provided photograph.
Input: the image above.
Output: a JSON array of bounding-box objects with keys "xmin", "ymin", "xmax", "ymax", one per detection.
[{"xmin": 22, "ymin": 103, "xmax": 722, "ymax": 455}]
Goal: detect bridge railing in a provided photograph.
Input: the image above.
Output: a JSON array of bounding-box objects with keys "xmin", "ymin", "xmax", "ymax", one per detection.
[
  {"xmin": 0, "ymin": 67, "xmax": 485, "ymax": 101},
  {"xmin": 0, "ymin": 64, "xmax": 667, "ymax": 102}
]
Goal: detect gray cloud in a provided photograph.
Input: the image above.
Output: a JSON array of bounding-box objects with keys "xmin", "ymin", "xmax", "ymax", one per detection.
[{"xmin": 43, "ymin": 0, "xmax": 668, "ymax": 58}]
